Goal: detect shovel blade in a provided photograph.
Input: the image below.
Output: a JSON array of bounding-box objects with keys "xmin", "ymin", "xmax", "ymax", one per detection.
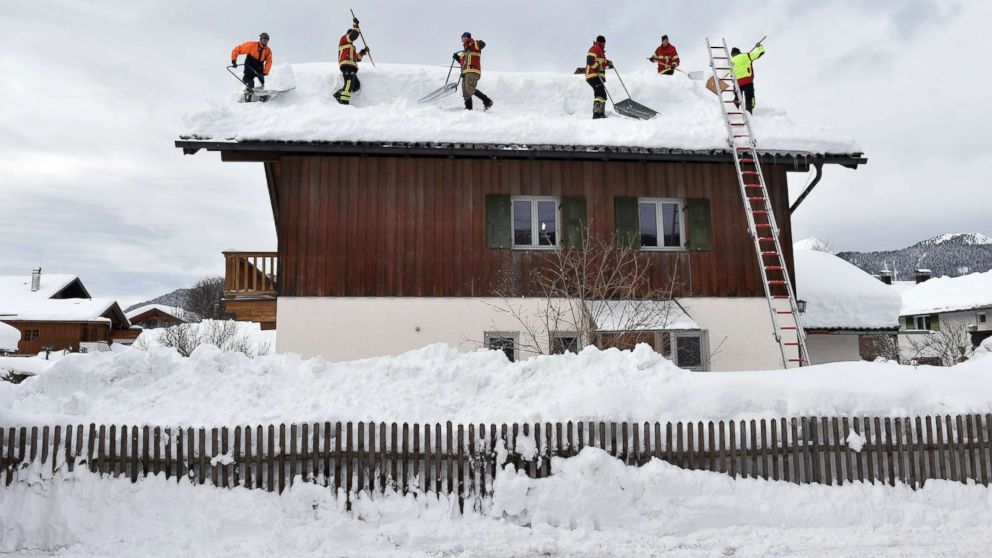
[
  {"xmin": 418, "ymin": 82, "xmax": 459, "ymax": 104},
  {"xmin": 614, "ymin": 98, "xmax": 659, "ymax": 120}
]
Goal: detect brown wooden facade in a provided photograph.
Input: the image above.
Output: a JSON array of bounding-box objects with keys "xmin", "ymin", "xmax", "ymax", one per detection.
[
  {"xmin": 3, "ymin": 320, "xmax": 112, "ymax": 355},
  {"xmin": 262, "ymin": 155, "xmax": 795, "ymax": 299}
]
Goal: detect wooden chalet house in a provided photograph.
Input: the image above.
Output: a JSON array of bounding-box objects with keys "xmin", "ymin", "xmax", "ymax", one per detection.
[
  {"xmin": 177, "ymin": 65, "xmax": 866, "ymax": 370},
  {"xmin": 0, "ymin": 269, "xmax": 131, "ymax": 355}
]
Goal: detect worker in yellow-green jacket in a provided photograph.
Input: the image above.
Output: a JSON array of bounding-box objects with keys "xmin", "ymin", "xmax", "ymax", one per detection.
[{"xmin": 730, "ymin": 41, "xmax": 765, "ymax": 113}]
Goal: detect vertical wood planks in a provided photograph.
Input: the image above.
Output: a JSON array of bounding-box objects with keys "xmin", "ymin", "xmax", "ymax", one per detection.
[{"xmin": 976, "ymin": 414, "xmax": 989, "ymax": 487}]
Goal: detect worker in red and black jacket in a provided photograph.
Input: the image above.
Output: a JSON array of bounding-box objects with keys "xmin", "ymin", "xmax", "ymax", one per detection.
[
  {"xmin": 230, "ymin": 33, "xmax": 273, "ymax": 91},
  {"xmin": 333, "ymin": 18, "xmax": 369, "ymax": 105},
  {"xmin": 586, "ymin": 35, "xmax": 613, "ymax": 119},
  {"xmin": 649, "ymin": 35, "xmax": 680, "ymax": 75},
  {"xmin": 454, "ymin": 32, "xmax": 493, "ymax": 111}
]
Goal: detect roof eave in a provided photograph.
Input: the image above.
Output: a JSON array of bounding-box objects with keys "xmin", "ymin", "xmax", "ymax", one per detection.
[{"xmin": 174, "ymin": 139, "xmax": 868, "ymax": 168}]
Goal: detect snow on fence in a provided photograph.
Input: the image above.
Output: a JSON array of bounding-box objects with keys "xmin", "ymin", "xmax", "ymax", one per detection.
[{"xmin": 2, "ymin": 415, "xmax": 990, "ymax": 508}]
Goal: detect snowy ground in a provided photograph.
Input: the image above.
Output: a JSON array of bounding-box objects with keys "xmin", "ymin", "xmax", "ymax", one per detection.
[
  {"xmin": 2, "ymin": 341, "xmax": 992, "ymax": 427},
  {"xmin": 2, "ymin": 448, "xmax": 991, "ymax": 557},
  {"xmin": 182, "ymin": 63, "xmax": 860, "ymax": 155}
]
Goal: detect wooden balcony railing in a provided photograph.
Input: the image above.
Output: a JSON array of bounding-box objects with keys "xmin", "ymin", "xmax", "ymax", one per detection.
[{"xmin": 223, "ymin": 251, "xmax": 278, "ymax": 298}]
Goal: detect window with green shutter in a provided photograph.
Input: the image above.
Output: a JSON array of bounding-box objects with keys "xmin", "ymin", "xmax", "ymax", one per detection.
[
  {"xmin": 486, "ymin": 195, "xmax": 511, "ymax": 249},
  {"xmin": 686, "ymin": 198, "xmax": 712, "ymax": 251},
  {"xmin": 931, "ymin": 314, "xmax": 940, "ymax": 331},
  {"xmin": 561, "ymin": 196, "xmax": 587, "ymax": 249},
  {"xmin": 614, "ymin": 197, "xmax": 639, "ymax": 249}
]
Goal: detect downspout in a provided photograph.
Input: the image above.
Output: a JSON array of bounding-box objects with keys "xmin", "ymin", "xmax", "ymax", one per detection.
[{"xmin": 790, "ymin": 162, "xmax": 823, "ymax": 215}]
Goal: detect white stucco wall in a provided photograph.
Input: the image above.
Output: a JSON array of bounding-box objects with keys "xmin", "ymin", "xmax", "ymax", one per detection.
[
  {"xmin": 276, "ymin": 296, "xmax": 788, "ymax": 371},
  {"xmin": 805, "ymin": 333, "xmax": 861, "ymax": 364},
  {"xmin": 898, "ymin": 309, "xmax": 988, "ymax": 364}
]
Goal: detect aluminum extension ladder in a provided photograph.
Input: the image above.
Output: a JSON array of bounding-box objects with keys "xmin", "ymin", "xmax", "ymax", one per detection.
[{"xmin": 706, "ymin": 37, "xmax": 809, "ymax": 369}]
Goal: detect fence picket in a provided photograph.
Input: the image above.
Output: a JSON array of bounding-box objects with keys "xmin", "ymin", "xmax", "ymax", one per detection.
[
  {"xmin": 334, "ymin": 422, "xmax": 343, "ymax": 495},
  {"xmin": 446, "ymin": 422, "xmax": 454, "ymax": 495},
  {"xmin": 926, "ymin": 416, "xmax": 938, "ymax": 482},
  {"xmin": 435, "ymin": 423, "xmax": 443, "ymax": 496},
  {"xmin": 954, "ymin": 415, "xmax": 967, "ymax": 483},
  {"xmin": 357, "ymin": 422, "xmax": 366, "ymax": 494},
  {"xmin": 300, "ymin": 423, "xmax": 309, "ymax": 484},
  {"xmin": 977, "ymin": 414, "xmax": 989, "ymax": 487},
  {"xmin": 347, "ymin": 422, "xmax": 355, "ymax": 499},
  {"xmin": 758, "ymin": 419, "xmax": 768, "ymax": 480},
  {"xmin": 966, "ymin": 415, "xmax": 978, "ymax": 484},
  {"xmin": 400, "ymin": 422, "xmax": 408, "ymax": 495},
  {"xmin": 51, "ymin": 425, "xmax": 61, "ymax": 476},
  {"xmin": 457, "ymin": 424, "xmax": 465, "ymax": 511},
  {"xmin": 914, "ymin": 417, "xmax": 925, "ymax": 485},
  {"xmin": 728, "ymin": 421, "xmax": 737, "ymax": 478}
]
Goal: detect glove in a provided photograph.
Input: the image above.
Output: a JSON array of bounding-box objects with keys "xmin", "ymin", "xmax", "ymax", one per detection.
[
  {"xmin": 353, "ymin": 17, "xmax": 359, "ymax": 26},
  {"xmin": 259, "ymin": 78, "xmax": 265, "ymax": 87},
  {"xmin": 231, "ymin": 60, "xmax": 237, "ymax": 68},
  {"xmin": 360, "ymin": 47, "xmax": 369, "ymax": 55},
  {"xmin": 607, "ymin": 60, "xmax": 615, "ymax": 69},
  {"xmin": 647, "ymin": 57, "xmax": 654, "ymax": 62},
  {"xmin": 452, "ymin": 52, "xmax": 461, "ymax": 61}
]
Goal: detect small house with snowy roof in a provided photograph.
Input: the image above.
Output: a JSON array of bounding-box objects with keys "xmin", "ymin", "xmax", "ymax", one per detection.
[
  {"xmin": 0, "ymin": 268, "xmax": 131, "ymax": 355},
  {"xmin": 898, "ymin": 270, "xmax": 992, "ymax": 365},
  {"xmin": 176, "ymin": 64, "xmax": 866, "ymax": 370}
]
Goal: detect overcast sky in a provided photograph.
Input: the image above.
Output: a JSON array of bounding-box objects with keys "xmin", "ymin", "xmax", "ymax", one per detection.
[{"xmin": 1, "ymin": 0, "xmax": 989, "ymax": 303}]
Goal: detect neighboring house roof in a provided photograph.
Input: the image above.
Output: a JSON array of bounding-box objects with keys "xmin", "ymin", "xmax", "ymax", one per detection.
[
  {"xmin": 179, "ymin": 63, "xmax": 864, "ymax": 165},
  {"xmin": 0, "ymin": 322, "xmax": 19, "ymax": 352},
  {"xmin": 794, "ymin": 248, "xmax": 902, "ymax": 331},
  {"xmin": 588, "ymin": 300, "xmax": 700, "ymax": 332},
  {"xmin": 0, "ymin": 274, "xmax": 88, "ymax": 300},
  {"xmin": 126, "ymin": 304, "xmax": 192, "ymax": 322},
  {"xmin": 900, "ymin": 270, "xmax": 992, "ymax": 316},
  {"xmin": 0, "ymin": 298, "xmax": 130, "ymax": 328}
]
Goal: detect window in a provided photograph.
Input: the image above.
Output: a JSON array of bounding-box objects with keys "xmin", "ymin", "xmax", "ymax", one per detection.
[
  {"xmin": 23, "ymin": 329, "xmax": 40, "ymax": 341},
  {"xmin": 512, "ymin": 197, "xmax": 558, "ymax": 248},
  {"xmin": 485, "ymin": 332, "xmax": 518, "ymax": 362},
  {"xmin": 914, "ymin": 316, "xmax": 932, "ymax": 330},
  {"xmin": 979, "ymin": 313, "xmax": 988, "ymax": 325},
  {"xmin": 675, "ymin": 333, "xmax": 704, "ymax": 369},
  {"xmin": 638, "ymin": 199, "xmax": 683, "ymax": 249},
  {"xmin": 550, "ymin": 334, "xmax": 579, "ymax": 355}
]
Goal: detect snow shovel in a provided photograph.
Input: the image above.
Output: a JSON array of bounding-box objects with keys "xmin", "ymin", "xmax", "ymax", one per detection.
[
  {"xmin": 418, "ymin": 55, "xmax": 462, "ymax": 104},
  {"xmin": 226, "ymin": 64, "xmax": 294, "ymax": 103},
  {"xmin": 609, "ymin": 68, "xmax": 658, "ymax": 120},
  {"xmin": 648, "ymin": 59, "xmax": 704, "ymax": 80}
]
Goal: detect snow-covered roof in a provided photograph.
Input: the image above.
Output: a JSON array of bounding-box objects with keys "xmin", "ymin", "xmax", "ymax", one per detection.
[
  {"xmin": 0, "ymin": 322, "xmax": 19, "ymax": 352},
  {"xmin": 0, "ymin": 298, "xmax": 122, "ymax": 323},
  {"xmin": 794, "ymin": 248, "xmax": 901, "ymax": 330},
  {"xmin": 0, "ymin": 274, "xmax": 82, "ymax": 300},
  {"xmin": 588, "ymin": 300, "xmax": 699, "ymax": 331},
  {"xmin": 793, "ymin": 237, "xmax": 832, "ymax": 253},
  {"xmin": 126, "ymin": 304, "xmax": 192, "ymax": 321},
  {"xmin": 181, "ymin": 63, "xmax": 861, "ymax": 157},
  {"xmin": 900, "ymin": 270, "xmax": 992, "ymax": 316}
]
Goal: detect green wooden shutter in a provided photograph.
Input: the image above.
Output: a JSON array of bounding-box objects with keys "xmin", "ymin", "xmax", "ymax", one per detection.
[
  {"xmin": 905, "ymin": 316, "xmax": 914, "ymax": 330},
  {"xmin": 561, "ymin": 196, "xmax": 587, "ymax": 250},
  {"xmin": 486, "ymin": 195, "xmax": 511, "ymax": 249},
  {"xmin": 686, "ymin": 198, "xmax": 713, "ymax": 251},
  {"xmin": 614, "ymin": 197, "xmax": 639, "ymax": 249},
  {"xmin": 931, "ymin": 314, "xmax": 940, "ymax": 331}
]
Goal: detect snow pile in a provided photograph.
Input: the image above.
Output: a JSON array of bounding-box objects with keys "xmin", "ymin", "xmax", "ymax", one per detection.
[
  {"xmin": 0, "ymin": 322, "xmax": 19, "ymax": 353},
  {"xmin": 182, "ymin": 63, "xmax": 860, "ymax": 154},
  {"xmin": 3, "ymin": 342, "xmax": 992, "ymax": 427},
  {"xmin": 795, "ymin": 248, "xmax": 902, "ymax": 330},
  {"xmin": 133, "ymin": 319, "xmax": 275, "ymax": 356},
  {"xmin": 900, "ymin": 270, "xmax": 992, "ymax": 315},
  {"xmin": 3, "ymin": 450, "xmax": 992, "ymax": 557},
  {"xmin": 793, "ymin": 236, "xmax": 833, "ymax": 253}
]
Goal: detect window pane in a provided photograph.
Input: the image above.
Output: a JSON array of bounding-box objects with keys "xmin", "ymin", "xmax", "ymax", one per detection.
[
  {"xmin": 676, "ymin": 335, "xmax": 702, "ymax": 368},
  {"xmin": 513, "ymin": 200, "xmax": 532, "ymax": 246},
  {"xmin": 638, "ymin": 202, "xmax": 658, "ymax": 247},
  {"xmin": 488, "ymin": 336, "xmax": 516, "ymax": 362},
  {"xmin": 662, "ymin": 203, "xmax": 681, "ymax": 247},
  {"xmin": 537, "ymin": 200, "xmax": 557, "ymax": 246},
  {"xmin": 552, "ymin": 336, "xmax": 579, "ymax": 354}
]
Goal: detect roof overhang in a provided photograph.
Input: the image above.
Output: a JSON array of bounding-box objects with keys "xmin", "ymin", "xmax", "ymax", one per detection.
[{"xmin": 175, "ymin": 139, "xmax": 868, "ymax": 169}]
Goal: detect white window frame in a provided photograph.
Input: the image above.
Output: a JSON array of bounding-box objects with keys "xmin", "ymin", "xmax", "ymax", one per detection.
[
  {"xmin": 550, "ymin": 331, "xmax": 580, "ymax": 354},
  {"xmin": 484, "ymin": 331, "xmax": 519, "ymax": 362},
  {"xmin": 914, "ymin": 315, "xmax": 932, "ymax": 331},
  {"xmin": 978, "ymin": 312, "xmax": 987, "ymax": 325},
  {"xmin": 672, "ymin": 331, "xmax": 707, "ymax": 371},
  {"xmin": 511, "ymin": 196, "xmax": 560, "ymax": 250},
  {"xmin": 637, "ymin": 198, "xmax": 685, "ymax": 251}
]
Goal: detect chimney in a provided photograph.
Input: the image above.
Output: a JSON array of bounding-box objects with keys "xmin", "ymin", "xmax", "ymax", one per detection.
[
  {"xmin": 914, "ymin": 269, "xmax": 932, "ymax": 284},
  {"xmin": 30, "ymin": 267, "xmax": 42, "ymax": 292},
  {"xmin": 879, "ymin": 269, "xmax": 893, "ymax": 285}
]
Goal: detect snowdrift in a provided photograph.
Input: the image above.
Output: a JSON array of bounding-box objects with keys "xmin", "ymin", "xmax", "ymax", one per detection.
[
  {"xmin": 2, "ymin": 343, "xmax": 991, "ymax": 427},
  {"xmin": 795, "ymin": 248, "xmax": 902, "ymax": 330},
  {"xmin": 900, "ymin": 270, "xmax": 992, "ymax": 315},
  {"xmin": 183, "ymin": 63, "xmax": 860, "ymax": 155}
]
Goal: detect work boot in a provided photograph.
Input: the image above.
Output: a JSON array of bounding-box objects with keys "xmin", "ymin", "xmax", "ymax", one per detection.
[
  {"xmin": 483, "ymin": 99, "xmax": 493, "ymax": 111},
  {"xmin": 464, "ymin": 97, "xmax": 474, "ymax": 110}
]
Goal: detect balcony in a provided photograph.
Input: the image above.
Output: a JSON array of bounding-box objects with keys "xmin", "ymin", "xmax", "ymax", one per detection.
[{"xmin": 222, "ymin": 251, "xmax": 277, "ymax": 329}]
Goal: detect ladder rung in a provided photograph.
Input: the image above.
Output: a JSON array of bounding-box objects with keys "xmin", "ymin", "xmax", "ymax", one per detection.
[
  {"xmin": 761, "ymin": 251, "xmax": 778, "ymax": 255},
  {"xmin": 768, "ymin": 281, "xmax": 786, "ymax": 285},
  {"xmin": 714, "ymin": 67, "xmax": 730, "ymax": 71},
  {"xmin": 753, "ymin": 210, "xmax": 769, "ymax": 215},
  {"xmin": 765, "ymin": 266, "xmax": 783, "ymax": 270},
  {"xmin": 735, "ymin": 146, "xmax": 752, "ymax": 150},
  {"xmin": 745, "ymin": 185, "xmax": 762, "ymax": 189},
  {"xmin": 788, "ymin": 359, "xmax": 805, "ymax": 363},
  {"xmin": 784, "ymin": 343, "xmax": 800, "ymax": 346},
  {"xmin": 773, "ymin": 295, "xmax": 790, "ymax": 299},
  {"xmin": 731, "ymin": 123, "xmax": 747, "ymax": 126},
  {"xmin": 742, "ymin": 171, "xmax": 758, "ymax": 175},
  {"xmin": 732, "ymin": 134, "xmax": 750, "ymax": 138},
  {"xmin": 747, "ymin": 197, "xmax": 765, "ymax": 201},
  {"xmin": 719, "ymin": 78, "xmax": 735, "ymax": 81},
  {"xmin": 781, "ymin": 326, "xmax": 798, "ymax": 330},
  {"xmin": 756, "ymin": 224, "xmax": 772, "ymax": 228},
  {"xmin": 712, "ymin": 56, "xmax": 729, "ymax": 59},
  {"xmin": 776, "ymin": 310, "xmax": 793, "ymax": 314}
]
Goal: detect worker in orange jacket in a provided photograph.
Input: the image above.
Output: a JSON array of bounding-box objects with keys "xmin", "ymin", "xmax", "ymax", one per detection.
[
  {"xmin": 454, "ymin": 32, "xmax": 494, "ymax": 111},
  {"xmin": 649, "ymin": 35, "xmax": 680, "ymax": 75},
  {"xmin": 230, "ymin": 33, "xmax": 273, "ymax": 93},
  {"xmin": 333, "ymin": 18, "xmax": 369, "ymax": 105},
  {"xmin": 586, "ymin": 35, "xmax": 613, "ymax": 119}
]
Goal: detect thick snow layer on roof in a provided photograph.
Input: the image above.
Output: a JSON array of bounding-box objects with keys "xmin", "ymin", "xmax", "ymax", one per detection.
[
  {"xmin": 125, "ymin": 304, "xmax": 190, "ymax": 321},
  {"xmin": 182, "ymin": 63, "xmax": 860, "ymax": 154},
  {"xmin": 2, "ymin": 342, "xmax": 990, "ymax": 427},
  {"xmin": 0, "ymin": 274, "xmax": 79, "ymax": 300},
  {"xmin": 0, "ymin": 323, "xmax": 19, "ymax": 352},
  {"xmin": 588, "ymin": 300, "xmax": 698, "ymax": 331},
  {"xmin": 0, "ymin": 298, "xmax": 117, "ymax": 322},
  {"xmin": 794, "ymin": 249, "xmax": 901, "ymax": 330},
  {"xmin": 900, "ymin": 270, "xmax": 992, "ymax": 316},
  {"xmin": 793, "ymin": 237, "xmax": 833, "ymax": 253}
]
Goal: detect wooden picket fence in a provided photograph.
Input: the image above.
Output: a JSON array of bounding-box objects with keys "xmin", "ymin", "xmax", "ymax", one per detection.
[{"xmin": 2, "ymin": 414, "xmax": 990, "ymax": 510}]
